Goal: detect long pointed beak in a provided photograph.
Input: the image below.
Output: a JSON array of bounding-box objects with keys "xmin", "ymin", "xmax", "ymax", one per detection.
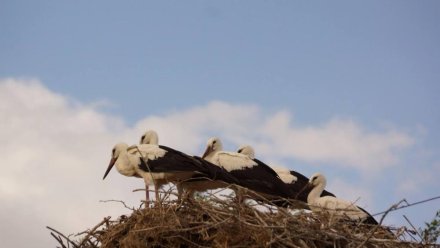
[
  {"xmin": 201, "ymin": 145, "xmax": 213, "ymax": 159},
  {"xmin": 103, "ymin": 157, "xmax": 116, "ymax": 180}
]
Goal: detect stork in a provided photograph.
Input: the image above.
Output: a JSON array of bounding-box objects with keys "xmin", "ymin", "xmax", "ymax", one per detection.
[
  {"xmin": 202, "ymin": 137, "xmax": 292, "ymax": 205},
  {"xmin": 103, "ymin": 142, "xmax": 167, "ymax": 204},
  {"xmin": 307, "ymin": 173, "xmax": 378, "ymax": 224},
  {"xmin": 237, "ymin": 145, "xmax": 335, "ymax": 203},
  {"xmin": 103, "ymin": 141, "xmax": 238, "ymax": 204}
]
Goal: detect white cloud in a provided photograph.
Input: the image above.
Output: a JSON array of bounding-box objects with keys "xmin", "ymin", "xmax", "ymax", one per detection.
[
  {"xmin": 0, "ymin": 78, "xmax": 416, "ymax": 247},
  {"xmin": 254, "ymin": 111, "xmax": 414, "ymax": 170},
  {"xmin": 396, "ymin": 162, "xmax": 440, "ymax": 195},
  {"xmin": 0, "ymin": 79, "xmax": 139, "ymax": 247}
]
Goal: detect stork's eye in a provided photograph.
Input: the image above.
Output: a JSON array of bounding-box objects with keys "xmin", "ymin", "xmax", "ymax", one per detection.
[
  {"xmin": 213, "ymin": 140, "xmax": 217, "ymax": 144},
  {"xmin": 141, "ymin": 135, "xmax": 146, "ymax": 141},
  {"xmin": 238, "ymin": 149, "xmax": 243, "ymax": 153},
  {"xmin": 112, "ymin": 148, "xmax": 115, "ymax": 155}
]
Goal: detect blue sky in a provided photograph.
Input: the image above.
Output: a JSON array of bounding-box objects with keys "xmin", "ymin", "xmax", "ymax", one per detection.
[{"xmin": 1, "ymin": 1, "xmax": 439, "ymax": 246}]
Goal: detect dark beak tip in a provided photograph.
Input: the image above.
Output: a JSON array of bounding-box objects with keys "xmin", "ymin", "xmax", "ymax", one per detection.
[{"xmin": 103, "ymin": 158, "xmax": 116, "ymax": 180}]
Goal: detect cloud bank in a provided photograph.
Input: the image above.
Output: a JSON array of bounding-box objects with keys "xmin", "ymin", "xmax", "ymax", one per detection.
[{"xmin": 0, "ymin": 78, "xmax": 414, "ymax": 247}]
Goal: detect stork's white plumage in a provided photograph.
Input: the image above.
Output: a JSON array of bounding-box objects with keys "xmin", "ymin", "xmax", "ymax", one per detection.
[
  {"xmin": 140, "ymin": 130, "xmax": 159, "ymax": 145},
  {"xmin": 203, "ymin": 139, "xmax": 258, "ymax": 172},
  {"xmin": 237, "ymin": 145, "xmax": 297, "ymax": 184},
  {"xmin": 203, "ymin": 138, "xmax": 292, "ymax": 202},
  {"xmin": 272, "ymin": 167, "xmax": 297, "ymax": 184},
  {"xmin": 307, "ymin": 173, "xmax": 374, "ymax": 222},
  {"xmin": 236, "ymin": 145, "xmax": 255, "ymax": 160}
]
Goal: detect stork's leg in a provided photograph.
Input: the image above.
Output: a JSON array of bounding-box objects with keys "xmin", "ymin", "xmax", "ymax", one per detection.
[
  {"xmin": 155, "ymin": 183, "xmax": 161, "ymax": 207},
  {"xmin": 143, "ymin": 176, "xmax": 151, "ymax": 208},
  {"xmin": 177, "ymin": 184, "xmax": 183, "ymax": 202},
  {"xmin": 145, "ymin": 184, "xmax": 150, "ymax": 206}
]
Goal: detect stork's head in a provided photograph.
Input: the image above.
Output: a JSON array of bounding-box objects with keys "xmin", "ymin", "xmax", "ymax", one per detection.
[
  {"xmin": 202, "ymin": 137, "xmax": 223, "ymax": 158},
  {"xmin": 140, "ymin": 130, "xmax": 159, "ymax": 145},
  {"xmin": 308, "ymin": 173, "xmax": 327, "ymax": 189},
  {"xmin": 103, "ymin": 143, "xmax": 128, "ymax": 180},
  {"xmin": 237, "ymin": 145, "xmax": 255, "ymax": 159}
]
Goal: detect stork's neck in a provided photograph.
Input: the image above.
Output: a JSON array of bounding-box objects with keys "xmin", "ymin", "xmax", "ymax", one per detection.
[
  {"xmin": 307, "ymin": 182, "xmax": 325, "ymax": 204},
  {"xmin": 115, "ymin": 150, "xmax": 137, "ymax": 177},
  {"xmin": 204, "ymin": 149, "xmax": 220, "ymax": 164}
]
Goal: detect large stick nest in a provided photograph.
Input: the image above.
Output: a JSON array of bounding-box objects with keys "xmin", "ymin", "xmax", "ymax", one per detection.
[{"xmin": 49, "ymin": 190, "xmax": 434, "ymax": 248}]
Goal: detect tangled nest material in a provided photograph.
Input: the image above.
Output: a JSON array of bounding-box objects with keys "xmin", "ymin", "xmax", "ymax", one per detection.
[{"xmin": 48, "ymin": 190, "xmax": 436, "ymax": 248}]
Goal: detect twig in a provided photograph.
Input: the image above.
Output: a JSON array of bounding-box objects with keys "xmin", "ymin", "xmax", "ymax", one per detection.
[
  {"xmin": 99, "ymin": 199, "xmax": 136, "ymax": 211},
  {"xmin": 77, "ymin": 216, "xmax": 111, "ymax": 247},
  {"xmin": 356, "ymin": 199, "xmax": 405, "ymax": 248},
  {"xmin": 50, "ymin": 232, "xmax": 67, "ymax": 248},
  {"xmin": 403, "ymin": 215, "xmax": 423, "ymax": 241},
  {"xmin": 46, "ymin": 226, "xmax": 78, "ymax": 248},
  {"xmin": 132, "ymin": 188, "xmax": 146, "ymax": 192},
  {"xmin": 373, "ymin": 196, "xmax": 440, "ymax": 216}
]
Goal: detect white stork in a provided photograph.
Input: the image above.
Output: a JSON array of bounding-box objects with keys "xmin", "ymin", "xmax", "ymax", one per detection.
[
  {"xmin": 202, "ymin": 137, "xmax": 292, "ymax": 204},
  {"xmin": 103, "ymin": 142, "xmax": 168, "ymax": 204},
  {"xmin": 237, "ymin": 145, "xmax": 336, "ymax": 203},
  {"xmin": 307, "ymin": 173, "xmax": 378, "ymax": 224},
  {"xmin": 103, "ymin": 140, "xmax": 238, "ymax": 204}
]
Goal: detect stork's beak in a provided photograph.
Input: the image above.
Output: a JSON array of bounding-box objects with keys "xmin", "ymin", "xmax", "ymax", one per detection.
[
  {"xmin": 202, "ymin": 145, "xmax": 213, "ymax": 159},
  {"xmin": 103, "ymin": 157, "xmax": 116, "ymax": 180}
]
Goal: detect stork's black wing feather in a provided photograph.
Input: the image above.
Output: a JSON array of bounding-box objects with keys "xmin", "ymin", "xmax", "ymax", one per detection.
[
  {"xmin": 227, "ymin": 164, "xmax": 291, "ymax": 198},
  {"xmin": 139, "ymin": 145, "xmax": 239, "ymax": 186},
  {"xmin": 289, "ymin": 170, "xmax": 309, "ymax": 182},
  {"xmin": 253, "ymin": 158, "xmax": 281, "ymax": 179},
  {"xmin": 357, "ymin": 206, "xmax": 379, "ymax": 225},
  {"xmin": 192, "ymin": 156, "xmax": 240, "ymax": 185},
  {"xmin": 137, "ymin": 145, "xmax": 206, "ymax": 174}
]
